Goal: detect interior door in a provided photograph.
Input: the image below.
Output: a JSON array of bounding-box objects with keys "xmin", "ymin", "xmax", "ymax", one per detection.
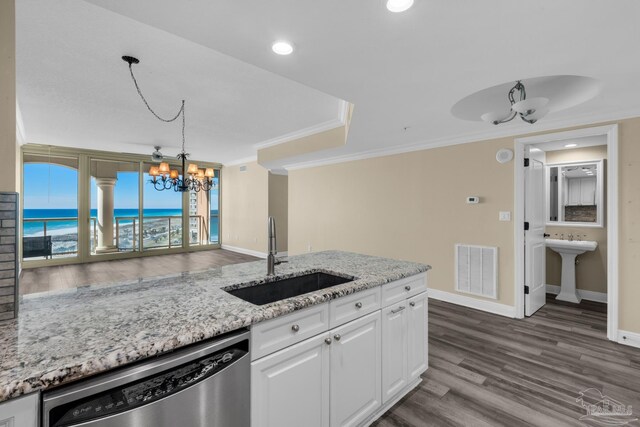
[{"xmin": 525, "ymin": 157, "xmax": 547, "ymax": 316}]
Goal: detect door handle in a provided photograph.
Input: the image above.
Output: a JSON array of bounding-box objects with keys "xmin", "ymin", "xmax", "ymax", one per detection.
[{"xmin": 391, "ymin": 306, "xmax": 406, "ymax": 314}]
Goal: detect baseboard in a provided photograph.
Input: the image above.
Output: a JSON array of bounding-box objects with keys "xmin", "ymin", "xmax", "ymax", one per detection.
[
  {"xmin": 545, "ymin": 284, "xmax": 607, "ymax": 303},
  {"xmin": 220, "ymin": 244, "xmax": 267, "ymax": 259},
  {"xmin": 617, "ymin": 330, "xmax": 640, "ymax": 349},
  {"xmin": 428, "ymin": 288, "xmax": 516, "ymax": 318}
]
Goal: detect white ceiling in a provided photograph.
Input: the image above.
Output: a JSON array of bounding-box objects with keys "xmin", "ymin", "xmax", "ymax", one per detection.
[
  {"xmin": 17, "ymin": 0, "xmax": 640, "ymax": 167},
  {"xmin": 16, "ymin": 0, "xmax": 344, "ymax": 163}
]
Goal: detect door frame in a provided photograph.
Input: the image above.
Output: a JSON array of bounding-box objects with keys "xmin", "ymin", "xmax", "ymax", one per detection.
[{"xmin": 514, "ymin": 124, "xmax": 619, "ymax": 341}]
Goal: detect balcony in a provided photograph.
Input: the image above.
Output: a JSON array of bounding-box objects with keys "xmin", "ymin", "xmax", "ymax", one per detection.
[{"xmin": 23, "ymin": 214, "xmax": 218, "ymax": 260}]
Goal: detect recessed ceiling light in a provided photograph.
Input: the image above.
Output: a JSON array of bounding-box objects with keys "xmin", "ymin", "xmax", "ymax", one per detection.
[
  {"xmin": 564, "ymin": 143, "xmax": 578, "ymax": 148},
  {"xmin": 530, "ymin": 148, "xmax": 542, "ymax": 152},
  {"xmin": 386, "ymin": 0, "xmax": 414, "ymax": 13},
  {"xmin": 272, "ymin": 41, "xmax": 294, "ymax": 55}
]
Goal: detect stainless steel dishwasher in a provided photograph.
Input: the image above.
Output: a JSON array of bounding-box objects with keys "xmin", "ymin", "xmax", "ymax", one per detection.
[{"xmin": 42, "ymin": 329, "xmax": 250, "ymax": 427}]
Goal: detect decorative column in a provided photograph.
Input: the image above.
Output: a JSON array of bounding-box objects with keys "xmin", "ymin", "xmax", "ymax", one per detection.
[{"xmin": 95, "ymin": 178, "xmax": 117, "ymax": 253}]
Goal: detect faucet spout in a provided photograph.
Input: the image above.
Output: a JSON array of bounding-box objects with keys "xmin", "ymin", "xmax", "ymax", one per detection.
[{"xmin": 267, "ymin": 216, "xmax": 277, "ymax": 276}]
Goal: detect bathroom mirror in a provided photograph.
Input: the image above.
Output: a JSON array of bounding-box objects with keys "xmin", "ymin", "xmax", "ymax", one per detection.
[{"xmin": 546, "ymin": 159, "xmax": 604, "ymax": 227}]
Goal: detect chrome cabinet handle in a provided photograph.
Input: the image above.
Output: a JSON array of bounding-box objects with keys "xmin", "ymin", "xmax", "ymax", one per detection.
[
  {"xmin": 334, "ymin": 334, "xmax": 341, "ymax": 341},
  {"xmin": 324, "ymin": 337, "xmax": 332, "ymax": 345},
  {"xmin": 409, "ymin": 302, "xmax": 416, "ymax": 307},
  {"xmin": 405, "ymin": 285, "xmax": 411, "ymax": 291},
  {"xmin": 291, "ymin": 324, "xmax": 300, "ymax": 332},
  {"xmin": 355, "ymin": 302, "xmax": 363, "ymax": 309},
  {"xmin": 391, "ymin": 306, "xmax": 406, "ymax": 314}
]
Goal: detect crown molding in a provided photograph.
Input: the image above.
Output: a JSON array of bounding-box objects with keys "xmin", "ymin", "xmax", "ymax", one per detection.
[
  {"xmin": 285, "ymin": 108, "xmax": 640, "ymax": 171},
  {"xmin": 223, "ymin": 155, "xmax": 257, "ymax": 167},
  {"xmin": 253, "ymin": 100, "xmax": 350, "ymax": 150}
]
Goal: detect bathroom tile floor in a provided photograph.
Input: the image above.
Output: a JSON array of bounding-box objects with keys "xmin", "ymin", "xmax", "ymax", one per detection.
[{"xmin": 374, "ymin": 296, "xmax": 640, "ymax": 427}]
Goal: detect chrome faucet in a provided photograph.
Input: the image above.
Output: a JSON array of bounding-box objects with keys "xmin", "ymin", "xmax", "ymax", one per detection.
[{"xmin": 267, "ymin": 216, "xmax": 287, "ymax": 276}]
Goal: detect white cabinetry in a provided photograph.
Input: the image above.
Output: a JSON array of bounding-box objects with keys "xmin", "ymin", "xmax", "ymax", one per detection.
[
  {"xmin": 250, "ymin": 272, "xmax": 428, "ymax": 427},
  {"xmin": 0, "ymin": 393, "xmax": 39, "ymax": 427},
  {"xmin": 407, "ymin": 293, "xmax": 428, "ymax": 380},
  {"xmin": 251, "ymin": 334, "xmax": 330, "ymax": 427},
  {"xmin": 330, "ymin": 312, "xmax": 381, "ymax": 427},
  {"xmin": 567, "ymin": 177, "xmax": 597, "ymax": 206},
  {"xmin": 381, "ymin": 301, "xmax": 408, "ymax": 403}
]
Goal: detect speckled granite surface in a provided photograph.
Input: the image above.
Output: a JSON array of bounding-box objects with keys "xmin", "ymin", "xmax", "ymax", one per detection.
[{"xmin": 0, "ymin": 250, "xmax": 429, "ymax": 402}]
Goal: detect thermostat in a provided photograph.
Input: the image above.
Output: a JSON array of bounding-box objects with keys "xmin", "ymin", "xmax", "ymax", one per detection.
[{"xmin": 466, "ymin": 196, "xmax": 480, "ymax": 204}]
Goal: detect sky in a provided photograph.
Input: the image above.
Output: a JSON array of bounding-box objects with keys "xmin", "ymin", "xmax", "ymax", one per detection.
[{"xmin": 24, "ymin": 164, "xmax": 219, "ymax": 211}]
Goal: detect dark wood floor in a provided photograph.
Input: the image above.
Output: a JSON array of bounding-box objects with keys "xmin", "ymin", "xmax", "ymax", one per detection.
[
  {"xmin": 19, "ymin": 249, "xmax": 259, "ymax": 294},
  {"xmin": 374, "ymin": 296, "xmax": 640, "ymax": 427}
]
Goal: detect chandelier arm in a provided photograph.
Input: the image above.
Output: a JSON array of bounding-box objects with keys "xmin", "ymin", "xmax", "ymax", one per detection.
[{"xmin": 493, "ymin": 110, "xmax": 518, "ymax": 125}]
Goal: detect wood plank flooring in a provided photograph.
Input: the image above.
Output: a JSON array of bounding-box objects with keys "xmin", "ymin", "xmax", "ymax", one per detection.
[
  {"xmin": 19, "ymin": 249, "xmax": 259, "ymax": 294},
  {"xmin": 374, "ymin": 296, "xmax": 640, "ymax": 427}
]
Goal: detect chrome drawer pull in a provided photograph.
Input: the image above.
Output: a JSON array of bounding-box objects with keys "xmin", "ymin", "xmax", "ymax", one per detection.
[
  {"xmin": 391, "ymin": 306, "xmax": 406, "ymax": 314},
  {"xmin": 355, "ymin": 302, "xmax": 363, "ymax": 309},
  {"xmin": 405, "ymin": 285, "xmax": 411, "ymax": 291},
  {"xmin": 291, "ymin": 324, "xmax": 300, "ymax": 332}
]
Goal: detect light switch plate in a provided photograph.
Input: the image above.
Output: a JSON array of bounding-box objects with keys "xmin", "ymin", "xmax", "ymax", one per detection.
[{"xmin": 499, "ymin": 211, "xmax": 511, "ymax": 221}]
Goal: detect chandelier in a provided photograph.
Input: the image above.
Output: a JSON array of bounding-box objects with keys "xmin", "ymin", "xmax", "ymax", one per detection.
[
  {"xmin": 122, "ymin": 55, "xmax": 214, "ymax": 192},
  {"xmin": 481, "ymin": 81, "xmax": 549, "ymax": 125}
]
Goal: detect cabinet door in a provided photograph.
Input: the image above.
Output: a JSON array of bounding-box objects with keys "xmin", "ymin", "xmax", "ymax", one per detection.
[
  {"xmin": 567, "ymin": 178, "xmax": 581, "ymax": 205},
  {"xmin": 407, "ymin": 292, "xmax": 428, "ymax": 380},
  {"xmin": 0, "ymin": 393, "xmax": 39, "ymax": 427},
  {"xmin": 381, "ymin": 301, "xmax": 408, "ymax": 404},
  {"xmin": 251, "ymin": 334, "xmax": 331, "ymax": 427},
  {"xmin": 580, "ymin": 177, "xmax": 596, "ymax": 205},
  {"xmin": 330, "ymin": 311, "xmax": 381, "ymax": 427}
]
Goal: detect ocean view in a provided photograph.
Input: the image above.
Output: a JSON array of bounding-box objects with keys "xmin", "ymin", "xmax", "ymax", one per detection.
[{"xmin": 23, "ymin": 209, "xmax": 219, "ymax": 257}]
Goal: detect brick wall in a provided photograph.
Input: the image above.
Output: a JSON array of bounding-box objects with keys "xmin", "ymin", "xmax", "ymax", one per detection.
[{"xmin": 0, "ymin": 192, "xmax": 18, "ymax": 321}]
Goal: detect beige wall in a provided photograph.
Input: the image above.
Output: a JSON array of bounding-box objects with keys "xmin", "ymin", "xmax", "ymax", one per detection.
[
  {"xmin": 0, "ymin": 0, "xmax": 17, "ymax": 193},
  {"xmin": 289, "ymin": 137, "xmax": 516, "ymax": 306},
  {"xmin": 545, "ymin": 145, "xmax": 607, "ymax": 293},
  {"xmin": 289, "ymin": 117, "xmax": 640, "ymax": 335},
  {"xmin": 221, "ymin": 162, "xmax": 269, "ymax": 253},
  {"xmin": 268, "ymin": 173, "xmax": 288, "ymax": 253}
]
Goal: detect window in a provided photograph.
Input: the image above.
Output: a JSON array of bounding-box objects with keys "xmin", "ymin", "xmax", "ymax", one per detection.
[
  {"xmin": 22, "ymin": 154, "xmax": 79, "ymax": 260},
  {"xmin": 142, "ymin": 163, "xmax": 183, "ymax": 250}
]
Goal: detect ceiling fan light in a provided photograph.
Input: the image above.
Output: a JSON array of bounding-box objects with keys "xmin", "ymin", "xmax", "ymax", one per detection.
[{"xmin": 511, "ymin": 97, "xmax": 549, "ymax": 115}]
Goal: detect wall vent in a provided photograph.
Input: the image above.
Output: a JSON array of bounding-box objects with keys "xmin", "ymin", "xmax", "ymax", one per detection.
[{"xmin": 455, "ymin": 244, "xmax": 498, "ymax": 299}]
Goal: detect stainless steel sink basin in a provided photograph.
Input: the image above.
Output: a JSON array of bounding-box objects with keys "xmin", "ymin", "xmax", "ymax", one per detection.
[{"xmin": 224, "ymin": 272, "xmax": 355, "ymax": 305}]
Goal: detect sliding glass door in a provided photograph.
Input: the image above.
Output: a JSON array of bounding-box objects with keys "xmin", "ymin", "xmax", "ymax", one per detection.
[{"xmin": 22, "ymin": 153, "xmax": 79, "ymax": 261}]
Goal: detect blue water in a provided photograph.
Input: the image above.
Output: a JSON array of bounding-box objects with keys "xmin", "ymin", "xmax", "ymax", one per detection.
[{"xmin": 23, "ymin": 209, "xmax": 219, "ymax": 241}]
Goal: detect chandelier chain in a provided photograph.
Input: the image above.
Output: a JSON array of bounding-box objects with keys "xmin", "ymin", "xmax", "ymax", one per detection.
[{"xmin": 127, "ymin": 63, "xmax": 186, "ymax": 151}]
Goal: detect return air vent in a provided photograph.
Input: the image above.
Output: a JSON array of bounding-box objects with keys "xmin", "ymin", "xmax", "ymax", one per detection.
[{"xmin": 455, "ymin": 244, "xmax": 498, "ymax": 299}]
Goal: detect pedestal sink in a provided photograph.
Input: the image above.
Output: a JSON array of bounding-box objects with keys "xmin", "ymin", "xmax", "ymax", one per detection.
[{"xmin": 546, "ymin": 239, "xmax": 598, "ymax": 303}]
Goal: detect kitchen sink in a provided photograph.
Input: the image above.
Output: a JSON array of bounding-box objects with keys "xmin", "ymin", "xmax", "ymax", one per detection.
[{"xmin": 225, "ymin": 272, "xmax": 355, "ymax": 305}]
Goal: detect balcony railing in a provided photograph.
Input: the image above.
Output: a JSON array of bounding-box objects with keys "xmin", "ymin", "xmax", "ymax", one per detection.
[{"xmin": 24, "ymin": 214, "xmax": 219, "ymax": 260}]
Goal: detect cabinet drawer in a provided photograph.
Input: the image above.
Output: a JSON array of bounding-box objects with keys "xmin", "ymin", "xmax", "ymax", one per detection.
[
  {"xmin": 329, "ymin": 287, "xmax": 381, "ymax": 329},
  {"xmin": 381, "ymin": 274, "xmax": 427, "ymax": 308},
  {"xmin": 251, "ymin": 303, "xmax": 329, "ymax": 360}
]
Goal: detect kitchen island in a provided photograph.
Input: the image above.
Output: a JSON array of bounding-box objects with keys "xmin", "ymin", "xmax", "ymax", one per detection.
[{"xmin": 0, "ymin": 250, "xmax": 429, "ymax": 426}]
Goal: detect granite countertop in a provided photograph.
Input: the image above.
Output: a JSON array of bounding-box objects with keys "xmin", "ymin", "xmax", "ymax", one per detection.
[{"xmin": 0, "ymin": 250, "xmax": 429, "ymax": 402}]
